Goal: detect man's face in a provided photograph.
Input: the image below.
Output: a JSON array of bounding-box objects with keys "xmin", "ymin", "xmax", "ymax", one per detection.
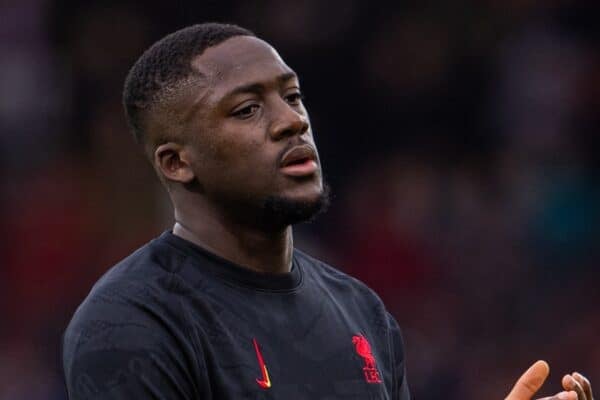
[{"xmin": 174, "ymin": 36, "xmax": 325, "ymax": 225}]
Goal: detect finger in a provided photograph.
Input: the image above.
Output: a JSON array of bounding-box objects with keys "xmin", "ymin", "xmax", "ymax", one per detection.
[
  {"xmin": 538, "ymin": 390, "xmax": 578, "ymax": 400},
  {"xmin": 563, "ymin": 375, "xmax": 587, "ymax": 400},
  {"xmin": 506, "ymin": 360, "xmax": 550, "ymax": 400},
  {"xmin": 573, "ymin": 372, "xmax": 593, "ymax": 400}
]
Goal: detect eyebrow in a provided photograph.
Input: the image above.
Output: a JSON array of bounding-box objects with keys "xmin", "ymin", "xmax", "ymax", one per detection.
[{"xmin": 223, "ymin": 72, "xmax": 298, "ymax": 99}]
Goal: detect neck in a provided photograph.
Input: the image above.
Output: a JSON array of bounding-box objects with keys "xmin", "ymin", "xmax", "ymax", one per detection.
[{"xmin": 172, "ymin": 198, "xmax": 294, "ymax": 274}]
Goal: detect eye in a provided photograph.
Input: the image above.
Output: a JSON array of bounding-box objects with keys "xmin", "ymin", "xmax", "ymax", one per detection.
[
  {"xmin": 232, "ymin": 104, "xmax": 260, "ymax": 119},
  {"xmin": 285, "ymin": 91, "xmax": 304, "ymax": 105}
]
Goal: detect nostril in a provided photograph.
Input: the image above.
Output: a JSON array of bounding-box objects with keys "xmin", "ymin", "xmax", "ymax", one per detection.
[{"xmin": 270, "ymin": 112, "xmax": 309, "ymax": 139}]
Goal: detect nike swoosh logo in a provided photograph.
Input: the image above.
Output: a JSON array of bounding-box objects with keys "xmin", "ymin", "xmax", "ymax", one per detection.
[{"xmin": 253, "ymin": 338, "xmax": 271, "ymax": 389}]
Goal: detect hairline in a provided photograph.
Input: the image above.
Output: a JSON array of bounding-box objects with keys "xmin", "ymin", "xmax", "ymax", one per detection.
[{"xmin": 124, "ymin": 24, "xmax": 256, "ymax": 148}]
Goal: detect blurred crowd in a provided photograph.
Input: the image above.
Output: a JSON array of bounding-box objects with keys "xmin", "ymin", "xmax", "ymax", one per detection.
[{"xmin": 1, "ymin": 1, "xmax": 598, "ymax": 399}]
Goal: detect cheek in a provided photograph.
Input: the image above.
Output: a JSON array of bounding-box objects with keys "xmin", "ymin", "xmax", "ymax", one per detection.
[
  {"xmin": 201, "ymin": 123, "xmax": 276, "ymax": 183},
  {"xmin": 210, "ymin": 135, "xmax": 264, "ymax": 169},
  {"xmin": 218, "ymin": 138, "xmax": 260, "ymax": 162}
]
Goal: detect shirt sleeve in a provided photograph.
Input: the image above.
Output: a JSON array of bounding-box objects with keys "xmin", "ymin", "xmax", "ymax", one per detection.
[
  {"xmin": 388, "ymin": 312, "xmax": 410, "ymax": 400},
  {"xmin": 62, "ymin": 284, "xmax": 206, "ymax": 399}
]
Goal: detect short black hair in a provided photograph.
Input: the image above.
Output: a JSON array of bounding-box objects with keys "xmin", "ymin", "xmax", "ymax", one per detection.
[{"xmin": 123, "ymin": 23, "xmax": 254, "ymax": 146}]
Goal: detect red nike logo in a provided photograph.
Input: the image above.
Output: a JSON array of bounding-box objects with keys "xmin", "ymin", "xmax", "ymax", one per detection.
[{"xmin": 252, "ymin": 338, "xmax": 272, "ymax": 389}]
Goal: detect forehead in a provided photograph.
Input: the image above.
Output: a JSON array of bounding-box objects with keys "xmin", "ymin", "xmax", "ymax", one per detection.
[{"xmin": 190, "ymin": 36, "xmax": 295, "ymax": 97}]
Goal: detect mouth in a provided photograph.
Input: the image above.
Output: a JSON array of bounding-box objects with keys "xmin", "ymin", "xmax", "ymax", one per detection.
[{"xmin": 279, "ymin": 144, "xmax": 319, "ymax": 177}]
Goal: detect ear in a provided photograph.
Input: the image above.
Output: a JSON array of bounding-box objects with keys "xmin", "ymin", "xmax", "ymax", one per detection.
[{"xmin": 154, "ymin": 142, "xmax": 195, "ymax": 184}]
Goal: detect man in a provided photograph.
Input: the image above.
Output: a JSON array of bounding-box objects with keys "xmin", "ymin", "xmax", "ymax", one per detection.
[{"xmin": 63, "ymin": 23, "xmax": 593, "ymax": 400}]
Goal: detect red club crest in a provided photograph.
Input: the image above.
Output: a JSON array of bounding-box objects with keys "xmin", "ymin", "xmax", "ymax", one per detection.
[{"xmin": 352, "ymin": 334, "xmax": 382, "ymax": 384}]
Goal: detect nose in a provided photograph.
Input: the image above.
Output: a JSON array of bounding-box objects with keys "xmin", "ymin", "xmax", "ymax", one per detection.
[{"xmin": 268, "ymin": 99, "xmax": 309, "ymax": 140}]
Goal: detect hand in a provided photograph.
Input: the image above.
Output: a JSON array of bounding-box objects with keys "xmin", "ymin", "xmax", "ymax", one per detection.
[
  {"xmin": 562, "ymin": 372, "xmax": 594, "ymax": 400},
  {"xmin": 505, "ymin": 360, "xmax": 580, "ymax": 400}
]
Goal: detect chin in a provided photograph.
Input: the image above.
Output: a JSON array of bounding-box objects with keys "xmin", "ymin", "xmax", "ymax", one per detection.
[
  {"xmin": 261, "ymin": 183, "xmax": 330, "ymax": 228},
  {"xmin": 280, "ymin": 178, "xmax": 324, "ymax": 202}
]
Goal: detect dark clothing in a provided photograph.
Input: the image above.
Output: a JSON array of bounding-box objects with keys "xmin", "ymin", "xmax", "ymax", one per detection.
[{"xmin": 63, "ymin": 231, "xmax": 410, "ymax": 399}]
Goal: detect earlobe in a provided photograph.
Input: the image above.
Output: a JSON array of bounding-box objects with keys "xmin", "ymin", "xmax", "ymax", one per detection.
[{"xmin": 154, "ymin": 143, "xmax": 195, "ymax": 184}]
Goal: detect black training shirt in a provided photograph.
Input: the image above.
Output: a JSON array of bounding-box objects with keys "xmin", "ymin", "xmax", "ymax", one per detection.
[{"xmin": 63, "ymin": 231, "xmax": 410, "ymax": 399}]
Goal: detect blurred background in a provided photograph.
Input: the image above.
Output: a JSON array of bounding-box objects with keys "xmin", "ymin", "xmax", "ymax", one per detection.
[{"xmin": 1, "ymin": 0, "xmax": 599, "ymax": 398}]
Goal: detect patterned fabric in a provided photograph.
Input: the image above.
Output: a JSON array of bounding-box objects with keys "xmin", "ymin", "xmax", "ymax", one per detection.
[{"xmin": 63, "ymin": 231, "xmax": 410, "ymax": 399}]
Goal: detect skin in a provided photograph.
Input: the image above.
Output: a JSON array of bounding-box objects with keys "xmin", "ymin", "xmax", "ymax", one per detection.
[
  {"xmin": 506, "ymin": 361, "xmax": 593, "ymax": 400},
  {"xmin": 152, "ymin": 36, "xmax": 322, "ymax": 274},
  {"xmin": 146, "ymin": 35, "xmax": 593, "ymax": 400}
]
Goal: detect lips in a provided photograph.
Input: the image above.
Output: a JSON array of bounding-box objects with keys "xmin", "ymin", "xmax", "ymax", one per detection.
[
  {"xmin": 279, "ymin": 144, "xmax": 318, "ymax": 177},
  {"xmin": 280, "ymin": 144, "xmax": 316, "ymax": 167}
]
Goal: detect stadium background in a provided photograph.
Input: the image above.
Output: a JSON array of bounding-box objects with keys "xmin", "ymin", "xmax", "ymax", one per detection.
[{"xmin": 1, "ymin": 1, "xmax": 598, "ymax": 398}]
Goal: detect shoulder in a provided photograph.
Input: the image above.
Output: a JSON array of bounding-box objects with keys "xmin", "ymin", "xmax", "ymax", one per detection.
[
  {"xmin": 294, "ymin": 249, "xmax": 408, "ymax": 376},
  {"xmin": 62, "ymin": 238, "xmax": 198, "ymax": 397},
  {"xmin": 82, "ymin": 234, "xmax": 190, "ymax": 307},
  {"xmin": 99, "ymin": 234, "xmax": 188, "ymax": 284},
  {"xmin": 294, "ymin": 248, "xmax": 386, "ymax": 307},
  {"xmin": 63, "ymin": 237, "xmax": 191, "ymax": 360}
]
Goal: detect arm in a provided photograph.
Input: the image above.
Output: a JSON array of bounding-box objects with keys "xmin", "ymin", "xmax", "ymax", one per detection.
[
  {"xmin": 64, "ymin": 341, "xmax": 193, "ymax": 399},
  {"xmin": 63, "ymin": 287, "xmax": 206, "ymax": 399},
  {"xmin": 387, "ymin": 313, "xmax": 410, "ymax": 400}
]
